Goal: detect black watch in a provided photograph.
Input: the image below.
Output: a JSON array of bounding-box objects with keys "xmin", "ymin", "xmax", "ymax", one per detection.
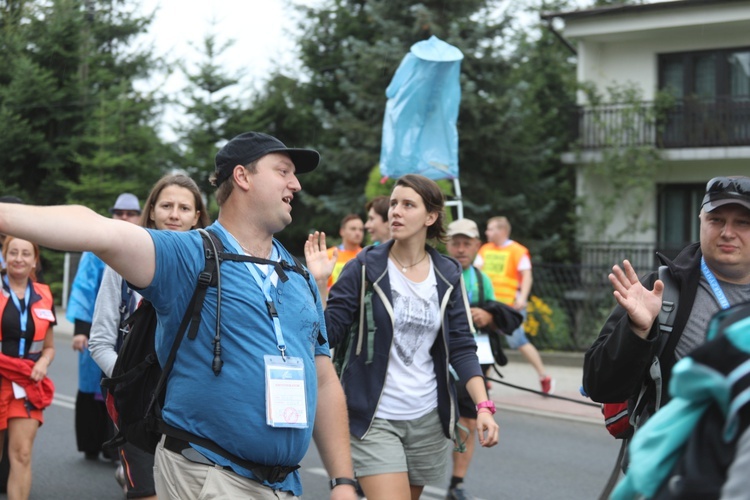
[{"xmin": 330, "ymin": 477, "xmax": 358, "ymax": 490}]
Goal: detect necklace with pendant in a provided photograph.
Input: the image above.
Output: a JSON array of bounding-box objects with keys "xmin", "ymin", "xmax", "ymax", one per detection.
[{"xmin": 390, "ymin": 251, "xmax": 428, "ymax": 273}]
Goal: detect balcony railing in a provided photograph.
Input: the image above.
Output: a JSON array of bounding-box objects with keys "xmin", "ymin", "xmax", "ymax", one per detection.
[{"xmin": 572, "ymin": 96, "xmax": 750, "ymax": 149}]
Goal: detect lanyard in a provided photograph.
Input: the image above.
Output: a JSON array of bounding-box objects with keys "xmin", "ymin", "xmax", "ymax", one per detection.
[
  {"xmin": 212, "ymin": 222, "xmax": 289, "ymax": 359},
  {"xmin": 701, "ymin": 257, "xmax": 731, "ymax": 310},
  {"xmin": 465, "ymin": 268, "xmax": 475, "ymax": 304},
  {"xmin": 3, "ymin": 276, "xmax": 31, "ymax": 356}
]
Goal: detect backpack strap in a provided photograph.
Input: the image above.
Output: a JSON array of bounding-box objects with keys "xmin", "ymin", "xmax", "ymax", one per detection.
[
  {"xmin": 212, "ymin": 235, "xmax": 315, "ymax": 300},
  {"xmin": 186, "ymin": 230, "xmax": 222, "ymax": 342},
  {"xmin": 146, "ymin": 229, "xmax": 222, "ymax": 419},
  {"xmin": 473, "ymin": 266, "xmax": 486, "ymax": 308},
  {"xmin": 116, "ymin": 277, "xmax": 134, "ymax": 353},
  {"xmin": 630, "ymin": 265, "xmax": 680, "ymax": 427}
]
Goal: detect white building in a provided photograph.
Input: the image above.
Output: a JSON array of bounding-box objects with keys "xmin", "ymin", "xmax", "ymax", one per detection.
[{"xmin": 543, "ymin": 0, "xmax": 750, "ymax": 266}]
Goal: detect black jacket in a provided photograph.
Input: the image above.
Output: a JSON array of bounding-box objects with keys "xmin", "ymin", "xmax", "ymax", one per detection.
[
  {"xmin": 583, "ymin": 242, "xmax": 703, "ymax": 406},
  {"xmin": 324, "ymin": 241, "xmax": 483, "ymax": 440}
]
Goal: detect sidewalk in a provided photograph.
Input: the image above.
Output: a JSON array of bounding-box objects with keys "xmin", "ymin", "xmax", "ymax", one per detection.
[{"xmin": 55, "ymin": 309, "xmax": 602, "ymax": 425}]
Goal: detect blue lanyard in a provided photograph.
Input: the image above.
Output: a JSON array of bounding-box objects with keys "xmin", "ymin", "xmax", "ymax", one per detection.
[
  {"xmin": 212, "ymin": 223, "xmax": 289, "ymax": 359},
  {"xmin": 701, "ymin": 257, "xmax": 731, "ymax": 310},
  {"xmin": 3, "ymin": 276, "xmax": 31, "ymax": 356}
]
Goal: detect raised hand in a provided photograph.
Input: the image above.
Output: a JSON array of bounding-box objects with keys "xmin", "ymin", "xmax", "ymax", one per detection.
[
  {"xmin": 304, "ymin": 231, "xmax": 337, "ymax": 284},
  {"xmin": 609, "ymin": 259, "xmax": 664, "ymax": 338}
]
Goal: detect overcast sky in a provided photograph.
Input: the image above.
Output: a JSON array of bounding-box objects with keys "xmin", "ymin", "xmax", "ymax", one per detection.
[
  {"xmin": 135, "ymin": 0, "xmax": 322, "ymax": 139},
  {"xmin": 139, "ymin": 0, "xmax": 320, "ymax": 91}
]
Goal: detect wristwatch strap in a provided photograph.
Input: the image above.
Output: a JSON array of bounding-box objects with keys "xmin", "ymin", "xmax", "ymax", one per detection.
[{"xmin": 330, "ymin": 477, "xmax": 358, "ymax": 490}]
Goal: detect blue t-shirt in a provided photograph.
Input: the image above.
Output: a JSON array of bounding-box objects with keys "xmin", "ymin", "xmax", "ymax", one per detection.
[{"xmin": 140, "ymin": 225, "xmax": 329, "ymax": 495}]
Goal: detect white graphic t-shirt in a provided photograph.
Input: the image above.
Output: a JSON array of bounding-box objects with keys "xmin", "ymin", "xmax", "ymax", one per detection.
[{"xmin": 376, "ymin": 257, "xmax": 440, "ymax": 420}]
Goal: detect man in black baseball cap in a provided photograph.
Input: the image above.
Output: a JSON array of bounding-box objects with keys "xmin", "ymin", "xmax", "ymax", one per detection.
[
  {"xmin": 212, "ymin": 132, "xmax": 320, "ymax": 187},
  {"xmin": 0, "ymin": 133, "xmax": 357, "ymax": 498},
  {"xmin": 701, "ymin": 176, "xmax": 750, "ymax": 213},
  {"xmin": 585, "ymin": 175, "xmax": 750, "ymax": 453}
]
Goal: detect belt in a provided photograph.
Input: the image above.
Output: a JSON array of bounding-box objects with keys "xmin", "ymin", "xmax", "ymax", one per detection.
[
  {"xmin": 162, "ymin": 435, "xmax": 297, "ymax": 484},
  {"xmin": 164, "ymin": 435, "xmax": 229, "ymax": 469}
]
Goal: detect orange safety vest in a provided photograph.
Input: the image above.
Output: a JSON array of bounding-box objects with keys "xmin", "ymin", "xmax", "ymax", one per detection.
[
  {"xmin": 327, "ymin": 246, "xmax": 362, "ymax": 289},
  {"xmin": 0, "ymin": 281, "xmax": 55, "ymax": 359},
  {"xmin": 477, "ymin": 241, "xmax": 530, "ymax": 305}
]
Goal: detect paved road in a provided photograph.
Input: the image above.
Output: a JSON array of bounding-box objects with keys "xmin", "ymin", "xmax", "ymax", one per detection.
[{"xmin": 11, "ymin": 315, "xmax": 620, "ymax": 499}]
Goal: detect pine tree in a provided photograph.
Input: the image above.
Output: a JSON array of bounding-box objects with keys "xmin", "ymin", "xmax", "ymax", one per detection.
[{"xmin": 0, "ymin": 0, "xmax": 166, "ymax": 209}]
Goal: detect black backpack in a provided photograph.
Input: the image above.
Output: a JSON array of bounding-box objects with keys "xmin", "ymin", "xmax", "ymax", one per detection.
[
  {"xmin": 101, "ymin": 228, "xmax": 316, "ymax": 457},
  {"xmin": 101, "ymin": 229, "xmax": 221, "ymax": 453}
]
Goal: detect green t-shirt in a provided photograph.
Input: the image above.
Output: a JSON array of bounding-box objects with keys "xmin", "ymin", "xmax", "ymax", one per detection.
[{"xmin": 462, "ymin": 266, "xmax": 495, "ymax": 307}]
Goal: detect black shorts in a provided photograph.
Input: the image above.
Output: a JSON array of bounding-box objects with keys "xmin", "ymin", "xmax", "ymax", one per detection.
[
  {"xmin": 456, "ymin": 380, "xmax": 477, "ymax": 419},
  {"xmin": 120, "ymin": 442, "xmax": 156, "ymax": 498}
]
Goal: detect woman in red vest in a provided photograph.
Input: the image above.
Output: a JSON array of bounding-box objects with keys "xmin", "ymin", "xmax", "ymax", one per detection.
[{"xmin": 0, "ymin": 236, "xmax": 55, "ymax": 500}]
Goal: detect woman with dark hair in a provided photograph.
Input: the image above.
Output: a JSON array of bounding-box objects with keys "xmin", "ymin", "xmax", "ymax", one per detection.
[
  {"xmin": 306, "ymin": 174, "xmax": 499, "ymax": 499},
  {"xmin": 0, "ymin": 236, "xmax": 55, "ymax": 500},
  {"xmin": 88, "ymin": 173, "xmax": 209, "ymax": 499}
]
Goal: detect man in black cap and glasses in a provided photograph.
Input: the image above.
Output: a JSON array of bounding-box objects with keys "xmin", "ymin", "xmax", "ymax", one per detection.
[
  {"xmin": 584, "ymin": 176, "xmax": 750, "ymax": 429},
  {"xmin": 0, "ymin": 132, "xmax": 357, "ymax": 499}
]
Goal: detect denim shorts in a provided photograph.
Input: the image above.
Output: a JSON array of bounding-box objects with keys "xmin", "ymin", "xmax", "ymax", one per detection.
[
  {"xmin": 506, "ymin": 308, "xmax": 529, "ymax": 349},
  {"xmin": 350, "ymin": 408, "xmax": 450, "ymax": 485}
]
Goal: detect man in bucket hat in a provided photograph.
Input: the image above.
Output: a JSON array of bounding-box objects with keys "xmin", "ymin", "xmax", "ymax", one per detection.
[
  {"xmin": 108, "ymin": 193, "xmax": 141, "ymax": 221},
  {"xmin": 0, "ymin": 132, "xmax": 357, "ymax": 499},
  {"xmin": 584, "ymin": 176, "xmax": 750, "ymax": 440}
]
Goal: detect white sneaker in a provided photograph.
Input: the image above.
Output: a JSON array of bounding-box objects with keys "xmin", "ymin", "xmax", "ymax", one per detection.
[{"xmin": 115, "ymin": 463, "xmax": 127, "ymax": 494}]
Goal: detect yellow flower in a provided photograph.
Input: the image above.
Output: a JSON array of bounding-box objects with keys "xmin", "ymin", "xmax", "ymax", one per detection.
[{"xmin": 525, "ymin": 295, "xmax": 555, "ymax": 338}]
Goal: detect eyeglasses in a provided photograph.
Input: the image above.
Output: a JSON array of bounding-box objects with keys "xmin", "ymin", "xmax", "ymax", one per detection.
[
  {"xmin": 705, "ymin": 176, "xmax": 750, "ymax": 198},
  {"xmin": 112, "ymin": 210, "xmax": 141, "ymax": 218}
]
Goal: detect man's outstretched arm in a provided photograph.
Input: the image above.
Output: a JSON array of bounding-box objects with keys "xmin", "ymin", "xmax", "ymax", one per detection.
[{"xmin": 0, "ymin": 203, "xmax": 155, "ymax": 288}]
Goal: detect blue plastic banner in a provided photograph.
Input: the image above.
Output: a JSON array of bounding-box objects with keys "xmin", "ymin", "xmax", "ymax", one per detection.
[{"xmin": 380, "ymin": 36, "xmax": 463, "ymax": 180}]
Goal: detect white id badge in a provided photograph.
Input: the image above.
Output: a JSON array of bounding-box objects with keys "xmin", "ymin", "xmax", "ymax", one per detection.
[
  {"xmin": 34, "ymin": 309, "xmax": 56, "ymax": 322},
  {"xmin": 264, "ymin": 355, "xmax": 308, "ymax": 428},
  {"xmin": 12, "ymin": 382, "xmax": 27, "ymax": 399},
  {"xmin": 476, "ymin": 334, "xmax": 494, "ymax": 365}
]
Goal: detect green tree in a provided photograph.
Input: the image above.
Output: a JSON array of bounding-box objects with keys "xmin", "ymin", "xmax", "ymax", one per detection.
[
  {"xmin": 246, "ymin": 0, "xmax": 522, "ymax": 253},
  {"xmin": 0, "ymin": 0, "xmax": 167, "ymax": 298},
  {"xmin": 0, "ymin": 0, "xmax": 166, "ymax": 208},
  {"xmin": 495, "ymin": 0, "xmax": 579, "ymax": 262},
  {"xmin": 174, "ymin": 32, "xmax": 245, "ymax": 205},
  {"xmin": 237, "ymin": 0, "xmax": 581, "ymax": 259}
]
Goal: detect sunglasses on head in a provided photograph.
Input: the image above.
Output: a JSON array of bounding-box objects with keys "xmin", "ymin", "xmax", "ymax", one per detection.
[{"xmin": 705, "ymin": 176, "xmax": 750, "ymax": 197}]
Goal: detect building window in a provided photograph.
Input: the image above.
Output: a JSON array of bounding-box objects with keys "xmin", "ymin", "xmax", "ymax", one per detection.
[
  {"xmin": 657, "ymin": 183, "xmax": 703, "ymax": 258},
  {"xmin": 658, "ymin": 47, "xmax": 750, "ymax": 147}
]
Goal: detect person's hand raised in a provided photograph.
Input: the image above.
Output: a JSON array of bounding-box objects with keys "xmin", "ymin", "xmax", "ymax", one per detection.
[
  {"xmin": 304, "ymin": 231, "xmax": 337, "ymax": 284},
  {"xmin": 609, "ymin": 259, "xmax": 664, "ymax": 339}
]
